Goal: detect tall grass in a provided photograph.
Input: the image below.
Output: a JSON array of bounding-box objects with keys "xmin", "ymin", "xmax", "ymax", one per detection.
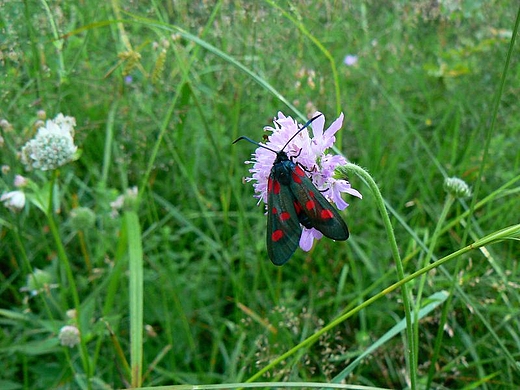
[{"xmin": 1, "ymin": 1, "xmax": 519, "ymax": 389}]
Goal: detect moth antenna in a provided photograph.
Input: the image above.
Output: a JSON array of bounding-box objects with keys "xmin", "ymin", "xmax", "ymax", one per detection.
[
  {"xmin": 233, "ymin": 113, "xmax": 323, "ymax": 154},
  {"xmin": 280, "ymin": 113, "xmax": 323, "ymax": 151},
  {"xmin": 232, "ymin": 136, "xmax": 278, "ymax": 154}
]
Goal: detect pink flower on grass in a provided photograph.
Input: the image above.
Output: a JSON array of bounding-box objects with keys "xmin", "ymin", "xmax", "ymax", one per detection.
[
  {"xmin": 344, "ymin": 54, "xmax": 359, "ymax": 66},
  {"xmin": 244, "ymin": 111, "xmax": 362, "ymax": 251}
]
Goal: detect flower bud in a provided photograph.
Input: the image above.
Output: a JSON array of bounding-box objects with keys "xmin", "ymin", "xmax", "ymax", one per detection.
[
  {"xmin": 69, "ymin": 207, "xmax": 96, "ymax": 230},
  {"xmin": 444, "ymin": 177, "xmax": 471, "ymax": 199},
  {"xmin": 59, "ymin": 325, "xmax": 80, "ymax": 348},
  {"xmin": 24, "ymin": 269, "xmax": 53, "ymax": 296},
  {"xmin": 14, "ymin": 175, "xmax": 28, "ymax": 188}
]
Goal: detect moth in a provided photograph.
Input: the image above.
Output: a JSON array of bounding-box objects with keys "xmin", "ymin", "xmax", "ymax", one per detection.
[{"xmin": 234, "ymin": 114, "xmax": 349, "ymax": 265}]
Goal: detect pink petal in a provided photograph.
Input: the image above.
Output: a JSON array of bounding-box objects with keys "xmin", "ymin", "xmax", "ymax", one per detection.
[
  {"xmin": 310, "ymin": 111, "xmax": 325, "ymax": 138},
  {"xmin": 332, "ymin": 190, "xmax": 349, "ymax": 210},
  {"xmin": 323, "ymin": 113, "xmax": 344, "ymax": 147},
  {"xmin": 344, "ymin": 187, "xmax": 363, "ymax": 199},
  {"xmin": 299, "ymin": 228, "xmax": 322, "ymax": 251}
]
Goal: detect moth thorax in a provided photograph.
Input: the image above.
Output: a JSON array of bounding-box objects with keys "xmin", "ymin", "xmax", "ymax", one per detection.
[{"xmin": 273, "ymin": 160, "xmax": 295, "ymax": 185}]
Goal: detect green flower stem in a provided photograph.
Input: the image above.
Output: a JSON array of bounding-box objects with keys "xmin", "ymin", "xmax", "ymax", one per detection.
[
  {"xmin": 246, "ymin": 219, "xmax": 520, "ymax": 383},
  {"xmin": 247, "ymin": 162, "xmax": 417, "ymax": 386},
  {"xmin": 47, "ymin": 171, "xmax": 92, "ymax": 387},
  {"xmin": 338, "ymin": 162, "xmax": 417, "ymax": 389}
]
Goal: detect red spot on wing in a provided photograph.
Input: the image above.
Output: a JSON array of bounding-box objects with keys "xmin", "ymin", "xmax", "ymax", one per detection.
[
  {"xmin": 294, "ymin": 165, "xmax": 305, "ymax": 177},
  {"xmin": 272, "ymin": 207, "xmax": 278, "ymax": 214},
  {"xmin": 273, "ymin": 181, "xmax": 281, "ymax": 194},
  {"xmin": 272, "ymin": 229, "xmax": 284, "ymax": 242},
  {"xmin": 294, "ymin": 201, "xmax": 303, "ymax": 214},
  {"xmin": 320, "ymin": 209, "xmax": 334, "ymax": 219},
  {"xmin": 306, "ymin": 200, "xmax": 316, "ymax": 210},
  {"xmin": 268, "ymin": 178, "xmax": 281, "ymax": 195},
  {"xmin": 292, "ymin": 166, "xmax": 305, "ymax": 184},
  {"xmin": 291, "ymin": 172, "xmax": 302, "ymax": 184},
  {"xmin": 280, "ymin": 211, "xmax": 291, "ymax": 221}
]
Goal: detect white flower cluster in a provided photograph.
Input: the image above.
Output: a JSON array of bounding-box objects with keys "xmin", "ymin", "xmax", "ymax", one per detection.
[
  {"xmin": 1, "ymin": 174, "xmax": 28, "ymax": 212},
  {"xmin": 1, "ymin": 190, "xmax": 26, "ymax": 212},
  {"xmin": 21, "ymin": 114, "xmax": 77, "ymax": 171},
  {"xmin": 58, "ymin": 325, "xmax": 80, "ymax": 348}
]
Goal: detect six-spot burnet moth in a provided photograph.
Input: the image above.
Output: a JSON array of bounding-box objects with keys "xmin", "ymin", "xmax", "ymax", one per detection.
[{"xmin": 233, "ymin": 114, "xmax": 349, "ymax": 265}]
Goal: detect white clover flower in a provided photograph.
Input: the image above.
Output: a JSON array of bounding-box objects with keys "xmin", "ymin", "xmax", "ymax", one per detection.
[
  {"xmin": 1, "ymin": 190, "xmax": 26, "ymax": 212},
  {"xmin": 58, "ymin": 325, "xmax": 80, "ymax": 348},
  {"xmin": 20, "ymin": 114, "xmax": 78, "ymax": 171}
]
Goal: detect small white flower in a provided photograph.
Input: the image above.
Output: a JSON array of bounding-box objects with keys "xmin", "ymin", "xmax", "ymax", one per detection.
[
  {"xmin": 14, "ymin": 174, "xmax": 28, "ymax": 188},
  {"xmin": 0, "ymin": 119, "xmax": 12, "ymax": 130},
  {"xmin": 1, "ymin": 190, "xmax": 26, "ymax": 212},
  {"xmin": 110, "ymin": 186, "xmax": 139, "ymax": 216},
  {"xmin": 59, "ymin": 325, "xmax": 80, "ymax": 348},
  {"xmin": 20, "ymin": 113, "xmax": 78, "ymax": 171}
]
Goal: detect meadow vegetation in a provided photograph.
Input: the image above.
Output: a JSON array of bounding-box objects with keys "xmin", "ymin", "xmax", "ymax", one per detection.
[{"xmin": 1, "ymin": 1, "xmax": 519, "ymax": 389}]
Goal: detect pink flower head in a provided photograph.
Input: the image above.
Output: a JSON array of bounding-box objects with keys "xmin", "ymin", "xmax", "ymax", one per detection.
[
  {"xmin": 344, "ymin": 54, "xmax": 358, "ymax": 66},
  {"xmin": 243, "ymin": 111, "xmax": 362, "ymax": 252}
]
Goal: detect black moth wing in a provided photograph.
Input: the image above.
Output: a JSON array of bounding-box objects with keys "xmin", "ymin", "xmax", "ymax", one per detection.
[
  {"xmin": 267, "ymin": 174, "xmax": 302, "ymax": 266},
  {"xmin": 289, "ymin": 163, "xmax": 349, "ymax": 241}
]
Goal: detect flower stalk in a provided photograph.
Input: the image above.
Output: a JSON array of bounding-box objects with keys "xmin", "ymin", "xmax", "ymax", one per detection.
[
  {"xmin": 246, "ymin": 220, "xmax": 520, "ymax": 383},
  {"xmin": 337, "ymin": 162, "xmax": 417, "ymax": 389},
  {"xmin": 45, "ymin": 171, "xmax": 91, "ymax": 381}
]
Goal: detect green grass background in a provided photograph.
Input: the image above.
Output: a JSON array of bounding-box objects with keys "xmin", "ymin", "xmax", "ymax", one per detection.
[{"xmin": 1, "ymin": 1, "xmax": 519, "ymax": 389}]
